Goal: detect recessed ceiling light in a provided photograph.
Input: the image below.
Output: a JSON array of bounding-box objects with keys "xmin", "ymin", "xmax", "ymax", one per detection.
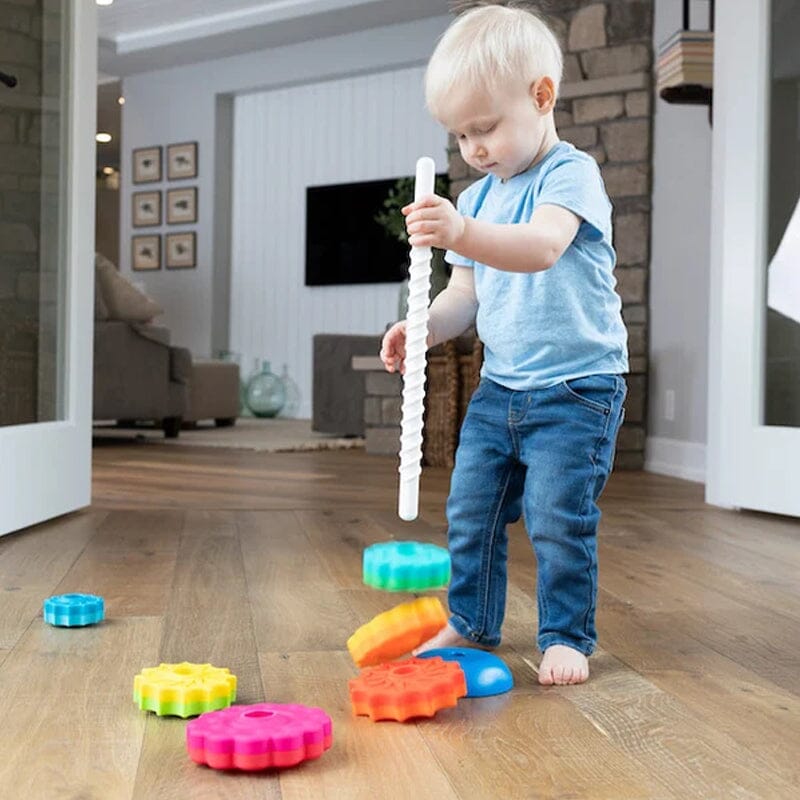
[
  {"xmin": 102, "ymin": 166, "xmax": 114, "ymax": 175},
  {"xmin": 117, "ymin": 96, "xmax": 125, "ymax": 105},
  {"xmin": 96, "ymin": 132, "xmax": 112, "ymax": 143},
  {"xmin": 96, "ymin": 0, "xmax": 114, "ymax": 7}
]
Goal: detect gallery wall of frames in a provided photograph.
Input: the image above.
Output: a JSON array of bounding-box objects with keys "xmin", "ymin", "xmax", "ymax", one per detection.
[{"xmin": 131, "ymin": 141, "xmax": 198, "ymax": 271}]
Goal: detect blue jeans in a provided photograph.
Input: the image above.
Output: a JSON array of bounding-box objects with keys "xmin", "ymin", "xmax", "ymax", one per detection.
[{"xmin": 445, "ymin": 374, "xmax": 627, "ymax": 656}]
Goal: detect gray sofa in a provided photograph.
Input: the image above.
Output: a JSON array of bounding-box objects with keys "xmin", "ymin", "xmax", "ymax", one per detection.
[{"xmin": 93, "ymin": 320, "xmax": 192, "ymax": 438}]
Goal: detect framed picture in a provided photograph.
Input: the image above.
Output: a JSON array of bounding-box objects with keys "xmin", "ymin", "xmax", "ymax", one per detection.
[
  {"xmin": 132, "ymin": 191, "xmax": 161, "ymax": 227},
  {"xmin": 132, "ymin": 146, "xmax": 162, "ymax": 184},
  {"xmin": 131, "ymin": 235, "xmax": 161, "ymax": 271},
  {"xmin": 167, "ymin": 141, "xmax": 198, "ymax": 180},
  {"xmin": 167, "ymin": 187, "xmax": 197, "ymax": 225},
  {"xmin": 165, "ymin": 232, "xmax": 196, "ymax": 269}
]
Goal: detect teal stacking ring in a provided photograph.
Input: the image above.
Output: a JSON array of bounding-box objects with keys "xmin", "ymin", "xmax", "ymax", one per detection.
[
  {"xmin": 43, "ymin": 593, "xmax": 105, "ymax": 627},
  {"xmin": 363, "ymin": 541, "xmax": 451, "ymax": 592}
]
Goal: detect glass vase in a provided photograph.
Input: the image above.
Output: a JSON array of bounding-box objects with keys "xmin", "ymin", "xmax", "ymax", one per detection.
[
  {"xmin": 277, "ymin": 363, "xmax": 301, "ymax": 417},
  {"xmin": 246, "ymin": 360, "xmax": 286, "ymax": 418}
]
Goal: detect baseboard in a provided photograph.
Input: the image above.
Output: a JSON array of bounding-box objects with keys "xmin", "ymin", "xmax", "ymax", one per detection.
[{"xmin": 645, "ymin": 436, "xmax": 706, "ymax": 484}]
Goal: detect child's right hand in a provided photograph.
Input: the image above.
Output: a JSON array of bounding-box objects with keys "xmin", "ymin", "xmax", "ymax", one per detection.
[{"xmin": 380, "ymin": 321, "xmax": 407, "ymax": 374}]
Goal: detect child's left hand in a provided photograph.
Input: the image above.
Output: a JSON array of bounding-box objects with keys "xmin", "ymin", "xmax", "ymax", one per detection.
[{"xmin": 402, "ymin": 194, "xmax": 466, "ymax": 250}]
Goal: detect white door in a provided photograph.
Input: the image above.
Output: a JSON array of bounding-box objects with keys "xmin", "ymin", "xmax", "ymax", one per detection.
[
  {"xmin": 707, "ymin": 0, "xmax": 800, "ymax": 516},
  {"xmin": 0, "ymin": 2, "xmax": 96, "ymax": 537}
]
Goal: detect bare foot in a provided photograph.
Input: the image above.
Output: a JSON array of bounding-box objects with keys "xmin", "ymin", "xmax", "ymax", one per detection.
[
  {"xmin": 538, "ymin": 645, "xmax": 589, "ymax": 685},
  {"xmin": 412, "ymin": 623, "xmax": 494, "ymax": 656}
]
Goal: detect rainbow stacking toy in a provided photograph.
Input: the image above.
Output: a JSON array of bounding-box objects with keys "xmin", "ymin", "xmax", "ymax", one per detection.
[
  {"xmin": 133, "ymin": 662, "xmax": 237, "ymax": 717},
  {"xmin": 43, "ymin": 593, "xmax": 104, "ymax": 627},
  {"xmin": 362, "ymin": 541, "xmax": 451, "ymax": 592},
  {"xmin": 186, "ymin": 703, "xmax": 333, "ymax": 770},
  {"xmin": 347, "ymin": 596, "xmax": 447, "ymax": 667},
  {"xmin": 349, "ymin": 656, "xmax": 467, "ymax": 721}
]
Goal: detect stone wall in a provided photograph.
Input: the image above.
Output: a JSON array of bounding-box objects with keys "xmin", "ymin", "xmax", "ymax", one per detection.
[
  {"xmin": 360, "ymin": 364, "xmax": 403, "ymax": 456},
  {"xmin": 0, "ymin": 2, "xmax": 58, "ymax": 426},
  {"xmin": 448, "ymin": 1, "xmax": 652, "ymax": 469}
]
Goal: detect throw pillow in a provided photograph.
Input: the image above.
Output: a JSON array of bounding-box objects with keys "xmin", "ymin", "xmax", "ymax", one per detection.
[{"xmin": 95, "ymin": 252, "xmax": 163, "ymax": 323}]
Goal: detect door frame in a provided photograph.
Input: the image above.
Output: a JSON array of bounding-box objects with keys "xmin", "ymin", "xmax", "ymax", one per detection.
[
  {"xmin": 706, "ymin": 0, "xmax": 800, "ymax": 516},
  {"xmin": 0, "ymin": 2, "xmax": 96, "ymax": 537}
]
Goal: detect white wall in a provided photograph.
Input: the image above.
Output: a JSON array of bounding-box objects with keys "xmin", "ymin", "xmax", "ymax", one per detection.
[
  {"xmin": 646, "ymin": 0, "xmax": 713, "ymax": 481},
  {"xmin": 230, "ymin": 67, "xmax": 446, "ymax": 417},
  {"xmin": 120, "ymin": 15, "xmax": 451, "ymax": 363}
]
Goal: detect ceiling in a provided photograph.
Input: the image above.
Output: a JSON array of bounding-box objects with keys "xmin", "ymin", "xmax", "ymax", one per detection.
[{"xmin": 98, "ymin": 0, "xmax": 451, "ymax": 77}]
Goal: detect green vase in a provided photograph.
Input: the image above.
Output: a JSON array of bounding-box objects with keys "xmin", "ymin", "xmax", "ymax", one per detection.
[{"xmin": 245, "ymin": 360, "xmax": 286, "ymax": 418}]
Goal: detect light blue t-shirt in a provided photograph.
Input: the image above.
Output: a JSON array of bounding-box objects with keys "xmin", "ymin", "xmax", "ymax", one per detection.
[{"xmin": 445, "ymin": 141, "xmax": 629, "ymax": 390}]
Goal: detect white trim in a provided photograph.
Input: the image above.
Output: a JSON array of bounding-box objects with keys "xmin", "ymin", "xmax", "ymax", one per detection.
[
  {"xmin": 0, "ymin": 2, "xmax": 96, "ymax": 537},
  {"xmin": 706, "ymin": 0, "xmax": 800, "ymax": 517},
  {"xmin": 97, "ymin": 70, "xmax": 120, "ymax": 85},
  {"xmin": 108, "ymin": 0, "xmax": 412, "ymax": 53},
  {"xmin": 645, "ymin": 437, "xmax": 706, "ymax": 484}
]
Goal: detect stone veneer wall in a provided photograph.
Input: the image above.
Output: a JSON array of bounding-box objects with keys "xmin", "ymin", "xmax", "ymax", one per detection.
[
  {"xmin": 448, "ymin": 0, "xmax": 652, "ymax": 469},
  {"xmin": 0, "ymin": 3, "xmax": 58, "ymax": 426}
]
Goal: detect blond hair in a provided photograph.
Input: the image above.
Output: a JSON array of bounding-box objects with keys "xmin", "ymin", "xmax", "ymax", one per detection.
[{"xmin": 425, "ymin": 4, "xmax": 563, "ymax": 120}]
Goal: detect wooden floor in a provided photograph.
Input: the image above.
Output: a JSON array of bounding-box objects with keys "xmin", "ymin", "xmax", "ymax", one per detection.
[{"xmin": 1, "ymin": 441, "xmax": 799, "ymax": 799}]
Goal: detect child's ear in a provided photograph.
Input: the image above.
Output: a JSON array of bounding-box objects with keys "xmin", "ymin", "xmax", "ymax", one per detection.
[{"xmin": 530, "ymin": 77, "xmax": 556, "ymax": 113}]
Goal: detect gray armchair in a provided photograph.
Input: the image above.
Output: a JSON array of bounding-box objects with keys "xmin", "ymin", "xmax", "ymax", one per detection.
[{"xmin": 93, "ymin": 320, "xmax": 191, "ymax": 437}]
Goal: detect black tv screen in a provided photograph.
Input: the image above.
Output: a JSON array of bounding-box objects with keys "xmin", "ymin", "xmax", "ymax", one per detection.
[{"xmin": 305, "ymin": 177, "xmax": 411, "ymax": 287}]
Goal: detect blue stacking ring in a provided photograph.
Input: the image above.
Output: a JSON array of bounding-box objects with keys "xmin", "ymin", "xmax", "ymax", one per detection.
[
  {"xmin": 417, "ymin": 647, "xmax": 514, "ymax": 697},
  {"xmin": 43, "ymin": 593, "xmax": 105, "ymax": 627}
]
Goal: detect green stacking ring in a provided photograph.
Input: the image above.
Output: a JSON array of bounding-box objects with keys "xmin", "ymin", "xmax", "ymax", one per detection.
[{"xmin": 363, "ymin": 541, "xmax": 451, "ymax": 592}]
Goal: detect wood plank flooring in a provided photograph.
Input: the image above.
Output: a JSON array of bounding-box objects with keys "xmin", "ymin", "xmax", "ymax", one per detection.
[{"xmin": 1, "ymin": 440, "xmax": 798, "ymax": 799}]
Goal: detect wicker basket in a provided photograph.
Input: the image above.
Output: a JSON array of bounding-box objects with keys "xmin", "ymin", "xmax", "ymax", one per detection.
[
  {"xmin": 420, "ymin": 333, "xmax": 484, "ymax": 468},
  {"xmin": 456, "ymin": 334, "xmax": 483, "ymax": 430},
  {"xmin": 422, "ymin": 339, "xmax": 459, "ymax": 468}
]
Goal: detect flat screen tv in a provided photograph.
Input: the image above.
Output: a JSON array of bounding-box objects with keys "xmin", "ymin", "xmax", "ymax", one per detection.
[{"xmin": 305, "ymin": 176, "xmax": 440, "ymax": 287}]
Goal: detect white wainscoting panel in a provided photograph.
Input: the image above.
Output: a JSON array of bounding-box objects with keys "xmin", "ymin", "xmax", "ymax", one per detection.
[
  {"xmin": 645, "ymin": 436, "xmax": 706, "ymax": 484},
  {"xmin": 230, "ymin": 66, "xmax": 447, "ymax": 418}
]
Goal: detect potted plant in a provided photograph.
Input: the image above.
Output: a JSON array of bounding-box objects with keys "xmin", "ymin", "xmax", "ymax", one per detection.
[{"xmin": 375, "ymin": 175, "xmax": 452, "ymax": 318}]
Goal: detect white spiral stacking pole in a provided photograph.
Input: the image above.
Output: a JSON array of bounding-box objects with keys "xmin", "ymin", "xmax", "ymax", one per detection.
[{"xmin": 398, "ymin": 156, "xmax": 436, "ymax": 521}]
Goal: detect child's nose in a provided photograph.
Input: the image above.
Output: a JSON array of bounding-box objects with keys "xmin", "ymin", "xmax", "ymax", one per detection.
[{"xmin": 468, "ymin": 141, "xmax": 487, "ymax": 160}]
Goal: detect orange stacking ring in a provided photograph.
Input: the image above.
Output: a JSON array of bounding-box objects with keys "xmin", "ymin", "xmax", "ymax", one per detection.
[
  {"xmin": 349, "ymin": 657, "xmax": 467, "ymax": 721},
  {"xmin": 346, "ymin": 596, "xmax": 447, "ymax": 667}
]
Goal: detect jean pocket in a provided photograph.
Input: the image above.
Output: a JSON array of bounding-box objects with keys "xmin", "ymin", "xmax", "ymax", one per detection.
[{"xmin": 558, "ymin": 375, "xmax": 621, "ymax": 416}]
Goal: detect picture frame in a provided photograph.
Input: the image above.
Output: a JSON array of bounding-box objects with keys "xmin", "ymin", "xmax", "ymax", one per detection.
[
  {"xmin": 165, "ymin": 232, "xmax": 196, "ymax": 269},
  {"xmin": 167, "ymin": 141, "xmax": 198, "ymax": 180},
  {"xmin": 132, "ymin": 146, "xmax": 162, "ymax": 184},
  {"xmin": 131, "ymin": 235, "xmax": 161, "ymax": 271},
  {"xmin": 132, "ymin": 190, "xmax": 161, "ymax": 227},
  {"xmin": 166, "ymin": 186, "xmax": 198, "ymax": 225}
]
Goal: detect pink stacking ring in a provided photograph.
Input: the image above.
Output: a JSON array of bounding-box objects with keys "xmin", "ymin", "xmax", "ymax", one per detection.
[{"xmin": 186, "ymin": 703, "xmax": 333, "ymax": 771}]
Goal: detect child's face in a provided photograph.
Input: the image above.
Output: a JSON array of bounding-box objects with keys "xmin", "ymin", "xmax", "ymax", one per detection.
[{"xmin": 442, "ymin": 80, "xmax": 553, "ymax": 180}]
